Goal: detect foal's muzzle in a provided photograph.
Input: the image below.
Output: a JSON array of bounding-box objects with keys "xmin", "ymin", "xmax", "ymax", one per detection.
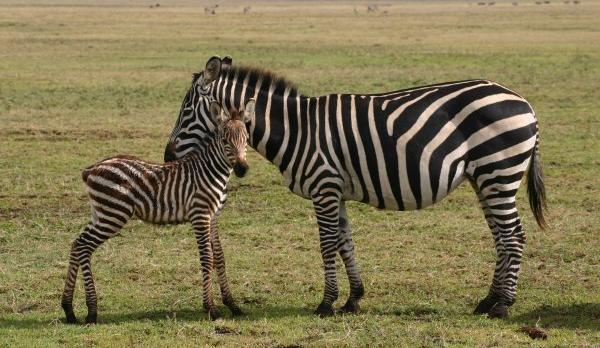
[{"xmin": 233, "ymin": 161, "xmax": 249, "ymax": 178}]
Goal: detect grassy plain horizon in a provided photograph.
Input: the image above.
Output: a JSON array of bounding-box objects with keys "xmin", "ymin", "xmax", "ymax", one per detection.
[{"xmin": 1, "ymin": 1, "xmax": 599, "ymax": 346}]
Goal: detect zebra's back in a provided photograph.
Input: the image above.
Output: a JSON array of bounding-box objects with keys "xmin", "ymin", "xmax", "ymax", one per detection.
[{"xmin": 320, "ymin": 80, "xmax": 537, "ymax": 210}]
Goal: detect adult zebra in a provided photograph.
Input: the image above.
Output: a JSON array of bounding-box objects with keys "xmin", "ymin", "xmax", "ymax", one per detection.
[{"xmin": 164, "ymin": 56, "xmax": 547, "ymax": 319}]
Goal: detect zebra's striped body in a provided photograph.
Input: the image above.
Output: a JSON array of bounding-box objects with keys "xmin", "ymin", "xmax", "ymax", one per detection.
[
  {"xmin": 165, "ymin": 57, "xmax": 546, "ymax": 318},
  {"xmin": 62, "ymin": 100, "xmax": 254, "ymax": 324}
]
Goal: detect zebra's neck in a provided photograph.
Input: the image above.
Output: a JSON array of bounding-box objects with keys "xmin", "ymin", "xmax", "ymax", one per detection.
[{"xmin": 217, "ymin": 80, "xmax": 311, "ymax": 174}]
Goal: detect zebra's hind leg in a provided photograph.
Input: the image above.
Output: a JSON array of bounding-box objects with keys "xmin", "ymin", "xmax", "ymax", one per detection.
[
  {"xmin": 471, "ymin": 180, "xmax": 526, "ymax": 319},
  {"xmin": 210, "ymin": 215, "xmax": 242, "ymax": 316},
  {"xmin": 337, "ymin": 201, "xmax": 364, "ymax": 314},
  {"xmin": 312, "ymin": 190, "xmax": 343, "ymax": 317}
]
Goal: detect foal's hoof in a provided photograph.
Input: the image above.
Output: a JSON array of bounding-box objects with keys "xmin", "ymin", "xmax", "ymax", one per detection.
[
  {"xmin": 230, "ymin": 306, "xmax": 243, "ymax": 316},
  {"xmin": 473, "ymin": 296, "xmax": 498, "ymax": 315},
  {"xmin": 208, "ymin": 308, "xmax": 221, "ymax": 321},
  {"xmin": 488, "ymin": 304, "xmax": 509, "ymax": 319},
  {"xmin": 84, "ymin": 313, "xmax": 97, "ymax": 325},
  {"xmin": 64, "ymin": 313, "xmax": 79, "ymax": 324},
  {"xmin": 315, "ymin": 303, "xmax": 335, "ymax": 317},
  {"xmin": 339, "ymin": 300, "xmax": 360, "ymax": 314}
]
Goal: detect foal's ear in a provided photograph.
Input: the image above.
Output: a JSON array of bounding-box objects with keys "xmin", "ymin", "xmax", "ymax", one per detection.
[
  {"xmin": 242, "ymin": 99, "xmax": 256, "ymax": 123},
  {"xmin": 209, "ymin": 101, "xmax": 229, "ymax": 124},
  {"xmin": 202, "ymin": 56, "xmax": 222, "ymax": 86},
  {"xmin": 221, "ymin": 56, "xmax": 233, "ymax": 70},
  {"xmin": 209, "ymin": 101, "xmax": 223, "ymax": 120}
]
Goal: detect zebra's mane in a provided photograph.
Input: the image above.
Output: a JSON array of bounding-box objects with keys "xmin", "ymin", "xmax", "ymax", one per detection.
[{"xmin": 221, "ymin": 65, "xmax": 300, "ymax": 96}]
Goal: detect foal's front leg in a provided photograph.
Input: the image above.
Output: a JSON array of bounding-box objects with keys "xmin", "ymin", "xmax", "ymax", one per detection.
[
  {"xmin": 190, "ymin": 213, "xmax": 219, "ymax": 320},
  {"xmin": 210, "ymin": 214, "xmax": 242, "ymax": 316}
]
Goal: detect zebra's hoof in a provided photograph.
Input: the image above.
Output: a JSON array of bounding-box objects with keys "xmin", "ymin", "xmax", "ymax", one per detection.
[
  {"xmin": 473, "ymin": 296, "xmax": 498, "ymax": 315},
  {"xmin": 339, "ymin": 299, "xmax": 360, "ymax": 314},
  {"xmin": 208, "ymin": 308, "xmax": 221, "ymax": 321},
  {"xmin": 315, "ymin": 302, "xmax": 335, "ymax": 317},
  {"xmin": 84, "ymin": 313, "xmax": 97, "ymax": 325},
  {"xmin": 488, "ymin": 304, "xmax": 509, "ymax": 319}
]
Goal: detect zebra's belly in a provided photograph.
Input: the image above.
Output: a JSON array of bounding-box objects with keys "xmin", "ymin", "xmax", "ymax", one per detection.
[
  {"xmin": 342, "ymin": 157, "xmax": 468, "ymax": 211},
  {"xmin": 133, "ymin": 202, "xmax": 188, "ymax": 224}
]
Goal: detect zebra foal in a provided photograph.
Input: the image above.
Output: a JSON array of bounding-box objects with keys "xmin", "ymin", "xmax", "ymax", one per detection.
[{"xmin": 61, "ymin": 99, "xmax": 255, "ymax": 324}]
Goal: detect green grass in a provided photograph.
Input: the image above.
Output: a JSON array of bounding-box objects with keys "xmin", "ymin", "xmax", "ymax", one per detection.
[{"xmin": 1, "ymin": 1, "xmax": 599, "ymax": 346}]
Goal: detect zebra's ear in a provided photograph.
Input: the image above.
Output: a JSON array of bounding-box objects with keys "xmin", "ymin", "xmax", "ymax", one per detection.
[
  {"xmin": 242, "ymin": 99, "xmax": 256, "ymax": 123},
  {"xmin": 221, "ymin": 56, "xmax": 233, "ymax": 70},
  {"xmin": 202, "ymin": 56, "xmax": 221, "ymax": 86}
]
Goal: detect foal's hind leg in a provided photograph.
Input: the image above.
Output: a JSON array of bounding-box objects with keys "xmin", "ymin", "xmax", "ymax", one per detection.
[
  {"xmin": 470, "ymin": 180, "xmax": 526, "ymax": 318},
  {"xmin": 210, "ymin": 214, "xmax": 242, "ymax": 316},
  {"xmin": 62, "ymin": 236, "xmax": 83, "ymax": 324},
  {"xmin": 62, "ymin": 205, "xmax": 130, "ymax": 324}
]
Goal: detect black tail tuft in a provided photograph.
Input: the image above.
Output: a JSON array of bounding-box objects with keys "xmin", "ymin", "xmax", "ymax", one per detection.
[{"xmin": 527, "ymin": 138, "xmax": 547, "ymax": 229}]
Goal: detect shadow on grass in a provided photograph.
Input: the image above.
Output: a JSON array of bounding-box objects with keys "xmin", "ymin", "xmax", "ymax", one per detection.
[
  {"xmin": 3, "ymin": 303, "xmax": 597, "ymax": 330},
  {"xmin": 510, "ymin": 303, "xmax": 600, "ymax": 331},
  {"xmin": 381, "ymin": 303, "xmax": 599, "ymax": 331},
  {"xmin": 0, "ymin": 305, "xmax": 313, "ymax": 329}
]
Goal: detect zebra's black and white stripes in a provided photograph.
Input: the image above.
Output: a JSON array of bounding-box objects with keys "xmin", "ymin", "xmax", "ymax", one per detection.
[
  {"xmin": 165, "ymin": 56, "xmax": 546, "ymax": 318},
  {"xmin": 62, "ymin": 99, "xmax": 254, "ymax": 324}
]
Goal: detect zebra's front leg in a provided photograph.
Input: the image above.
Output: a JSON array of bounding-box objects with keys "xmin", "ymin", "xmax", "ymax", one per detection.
[
  {"xmin": 337, "ymin": 201, "xmax": 364, "ymax": 314},
  {"xmin": 312, "ymin": 191, "xmax": 342, "ymax": 317},
  {"xmin": 191, "ymin": 213, "xmax": 220, "ymax": 320},
  {"xmin": 210, "ymin": 215, "xmax": 242, "ymax": 316}
]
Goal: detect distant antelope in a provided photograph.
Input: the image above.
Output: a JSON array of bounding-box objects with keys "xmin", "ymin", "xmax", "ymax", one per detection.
[
  {"xmin": 61, "ymin": 95, "xmax": 255, "ymax": 324},
  {"xmin": 367, "ymin": 4, "xmax": 378, "ymax": 12},
  {"xmin": 243, "ymin": 6, "xmax": 251, "ymax": 14},
  {"xmin": 205, "ymin": 4, "xmax": 217, "ymax": 14}
]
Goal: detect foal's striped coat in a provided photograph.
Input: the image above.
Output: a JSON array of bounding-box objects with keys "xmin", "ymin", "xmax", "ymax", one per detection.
[{"xmin": 61, "ymin": 100, "xmax": 254, "ymax": 324}]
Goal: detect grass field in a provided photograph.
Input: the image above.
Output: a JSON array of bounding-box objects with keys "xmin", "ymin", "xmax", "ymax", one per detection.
[{"xmin": 1, "ymin": 1, "xmax": 599, "ymax": 346}]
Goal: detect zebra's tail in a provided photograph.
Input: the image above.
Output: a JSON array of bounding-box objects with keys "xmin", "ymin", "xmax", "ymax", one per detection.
[{"xmin": 527, "ymin": 134, "xmax": 547, "ymax": 230}]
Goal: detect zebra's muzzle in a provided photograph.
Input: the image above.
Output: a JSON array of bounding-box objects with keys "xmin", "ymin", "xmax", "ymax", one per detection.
[{"xmin": 164, "ymin": 142, "xmax": 177, "ymax": 162}]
